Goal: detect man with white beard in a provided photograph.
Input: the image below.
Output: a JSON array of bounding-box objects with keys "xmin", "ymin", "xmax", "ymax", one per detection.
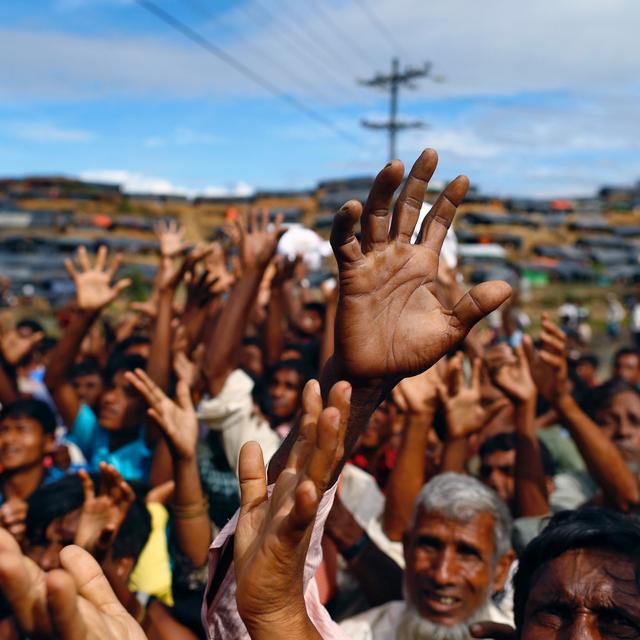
[{"xmin": 340, "ymin": 473, "xmax": 515, "ymax": 640}]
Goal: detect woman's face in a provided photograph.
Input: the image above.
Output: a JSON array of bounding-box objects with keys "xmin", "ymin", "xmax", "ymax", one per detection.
[{"xmin": 596, "ymin": 390, "xmax": 640, "ymax": 466}]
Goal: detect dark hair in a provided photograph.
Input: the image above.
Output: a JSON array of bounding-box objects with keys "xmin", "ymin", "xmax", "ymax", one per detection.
[
  {"xmin": 16, "ymin": 318, "xmax": 44, "ymax": 334},
  {"xmin": 69, "ymin": 357, "xmax": 102, "ymax": 381},
  {"xmin": 26, "ymin": 474, "xmax": 151, "ymax": 561},
  {"xmin": 582, "ymin": 378, "xmax": 639, "ymax": 419},
  {"xmin": 303, "ymin": 302, "xmax": 325, "ymax": 317},
  {"xmin": 514, "ymin": 509, "xmax": 640, "ymax": 630},
  {"xmin": 268, "ymin": 359, "xmax": 314, "ymax": 388},
  {"xmin": 0, "ymin": 398, "xmax": 56, "ymax": 435},
  {"xmin": 117, "ymin": 335, "xmax": 151, "ymax": 352},
  {"xmin": 242, "ymin": 336, "xmax": 262, "ymax": 348},
  {"xmin": 576, "ymin": 353, "xmax": 599, "ymax": 369},
  {"xmin": 480, "ymin": 432, "xmax": 556, "ymax": 477},
  {"xmin": 105, "ymin": 353, "xmax": 147, "ymax": 385},
  {"xmin": 614, "ymin": 347, "xmax": 640, "ymax": 365}
]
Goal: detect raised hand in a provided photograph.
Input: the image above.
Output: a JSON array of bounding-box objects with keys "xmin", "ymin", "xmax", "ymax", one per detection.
[
  {"xmin": 523, "ymin": 313, "xmax": 569, "ymax": 403},
  {"xmin": 125, "ymin": 367, "xmax": 198, "ymax": 460},
  {"xmin": 392, "ymin": 364, "xmax": 441, "ymax": 416},
  {"xmin": 437, "ymin": 354, "xmax": 486, "ymax": 439},
  {"xmin": 236, "ymin": 209, "xmax": 285, "ymax": 272},
  {"xmin": 158, "ymin": 244, "xmax": 212, "ymax": 292},
  {"xmin": 64, "ymin": 246, "xmax": 131, "ymax": 312},
  {"xmin": 0, "ymin": 529, "xmax": 146, "ymax": 639},
  {"xmin": 470, "ymin": 621, "xmax": 516, "ymax": 640},
  {"xmin": 329, "ymin": 149, "xmax": 511, "ymax": 382},
  {"xmin": 155, "ymin": 219, "xmax": 188, "ymax": 258},
  {"xmin": 74, "ymin": 464, "xmax": 135, "ymax": 558},
  {"xmin": 234, "ymin": 380, "xmax": 350, "ymax": 638},
  {"xmin": 488, "ymin": 343, "xmax": 537, "ymax": 404},
  {"xmin": 0, "ymin": 328, "xmax": 44, "ymax": 365},
  {"xmin": 203, "ymin": 242, "xmax": 235, "ymax": 293}
]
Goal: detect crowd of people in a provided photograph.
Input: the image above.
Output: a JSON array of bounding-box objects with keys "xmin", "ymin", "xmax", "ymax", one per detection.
[{"xmin": 0, "ymin": 149, "xmax": 638, "ymax": 640}]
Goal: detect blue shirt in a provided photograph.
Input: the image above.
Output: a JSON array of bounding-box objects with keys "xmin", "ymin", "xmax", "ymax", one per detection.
[
  {"xmin": 0, "ymin": 466, "xmax": 66, "ymax": 506},
  {"xmin": 68, "ymin": 404, "xmax": 151, "ymax": 483}
]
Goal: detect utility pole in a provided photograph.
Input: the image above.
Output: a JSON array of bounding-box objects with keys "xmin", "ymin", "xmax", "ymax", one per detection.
[{"xmin": 361, "ymin": 58, "xmax": 441, "ymax": 161}]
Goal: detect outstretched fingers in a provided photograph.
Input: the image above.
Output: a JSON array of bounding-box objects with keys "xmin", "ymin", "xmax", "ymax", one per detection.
[
  {"xmin": 331, "ymin": 201, "xmax": 365, "ymax": 268},
  {"xmin": 238, "ymin": 441, "xmax": 268, "ymax": 514},
  {"xmin": 360, "ymin": 159, "xmax": 404, "ymax": 253},
  {"xmin": 389, "ymin": 148, "xmax": 438, "ymax": 243},
  {"xmin": 46, "ymin": 570, "xmax": 86, "ymax": 640},
  {"xmin": 418, "ymin": 175, "xmax": 469, "ymax": 253},
  {"xmin": 451, "ymin": 280, "xmax": 512, "ymax": 340}
]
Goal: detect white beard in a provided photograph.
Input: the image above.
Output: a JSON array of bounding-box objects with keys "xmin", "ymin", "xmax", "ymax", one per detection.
[{"xmin": 395, "ymin": 601, "xmax": 493, "ymax": 640}]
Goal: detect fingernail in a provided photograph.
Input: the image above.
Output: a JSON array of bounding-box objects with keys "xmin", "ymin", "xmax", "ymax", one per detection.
[
  {"xmin": 311, "ymin": 380, "xmax": 320, "ymax": 395},
  {"xmin": 384, "ymin": 161, "xmax": 393, "ymax": 168},
  {"xmin": 343, "ymin": 385, "xmax": 352, "ymax": 402},
  {"xmin": 340, "ymin": 202, "xmax": 351, "ymax": 212}
]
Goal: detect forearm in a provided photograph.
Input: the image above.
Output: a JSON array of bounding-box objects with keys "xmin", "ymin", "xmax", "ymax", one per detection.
[
  {"xmin": 44, "ymin": 310, "xmax": 96, "ymax": 390},
  {"xmin": 172, "ymin": 456, "xmax": 211, "ymax": 567},
  {"xmin": 264, "ymin": 287, "xmax": 285, "ymax": 367},
  {"xmin": 204, "ymin": 269, "xmax": 263, "ymax": 396},
  {"xmin": 0, "ymin": 358, "xmax": 18, "ymax": 405},
  {"xmin": 514, "ymin": 398, "xmax": 549, "ymax": 517},
  {"xmin": 439, "ymin": 436, "xmax": 468, "ymax": 474},
  {"xmin": 242, "ymin": 611, "xmax": 321, "ymax": 640},
  {"xmin": 555, "ymin": 393, "xmax": 640, "ymax": 511},
  {"xmin": 383, "ymin": 412, "xmax": 433, "ymax": 541},
  {"xmin": 147, "ymin": 288, "xmax": 174, "ymax": 391}
]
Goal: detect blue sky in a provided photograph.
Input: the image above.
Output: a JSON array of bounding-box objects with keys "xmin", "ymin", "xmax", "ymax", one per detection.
[{"xmin": 1, "ymin": 0, "xmax": 639, "ymax": 197}]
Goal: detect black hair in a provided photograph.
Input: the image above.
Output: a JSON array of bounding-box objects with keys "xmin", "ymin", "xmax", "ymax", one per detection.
[
  {"xmin": 268, "ymin": 359, "xmax": 314, "ymax": 388},
  {"xmin": 16, "ymin": 318, "xmax": 44, "ymax": 334},
  {"xmin": 513, "ymin": 509, "xmax": 640, "ymax": 631},
  {"xmin": 614, "ymin": 347, "xmax": 640, "ymax": 364},
  {"xmin": 69, "ymin": 357, "xmax": 102, "ymax": 381},
  {"xmin": 576, "ymin": 353, "xmax": 599, "ymax": 369},
  {"xmin": 37, "ymin": 336, "xmax": 58, "ymax": 355},
  {"xmin": 26, "ymin": 474, "xmax": 151, "ymax": 561},
  {"xmin": 582, "ymin": 378, "xmax": 639, "ymax": 419},
  {"xmin": 242, "ymin": 336, "xmax": 262, "ymax": 348},
  {"xmin": 104, "ymin": 353, "xmax": 147, "ymax": 385},
  {"xmin": 0, "ymin": 398, "xmax": 57, "ymax": 435},
  {"xmin": 303, "ymin": 301, "xmax": 326, "ymax": 318},
  {"xmin": 480, "ymin": 432, "xmax": 556, "ymax": 477}
]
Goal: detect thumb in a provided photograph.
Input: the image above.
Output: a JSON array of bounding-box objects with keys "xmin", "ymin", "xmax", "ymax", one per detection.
[
  {"xmin": 451, "ymin": 281, "xmax": 511, "ymax": 339},
  {"xmin": 28, "ymin": 331, "xmax": 45, "ymax": 347},
  {"xmin": 469, "ymin": 621, "xmax": 516, "ymax": 639},
  {"xmin": 238, "ymin": 442, "xmax": 267, "ymax": 514}
]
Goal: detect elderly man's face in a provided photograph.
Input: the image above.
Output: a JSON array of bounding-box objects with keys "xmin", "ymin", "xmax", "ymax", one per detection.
[
  {"xmin": 521, "ymin": 548, "xmax": 640, "ymax": 639},
  {"xmin": 403, "ymin": 509, "xmax": 510, "ymax": 627}
]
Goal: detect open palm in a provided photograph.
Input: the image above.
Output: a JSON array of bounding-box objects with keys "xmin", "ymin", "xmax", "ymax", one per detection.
[{"xmin": 331, "ymin": 149, "xmax": 511, "ymax": 382}]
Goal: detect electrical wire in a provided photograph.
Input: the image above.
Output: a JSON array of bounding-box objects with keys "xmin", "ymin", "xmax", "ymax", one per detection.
[
  {"xmin": 352, "ymin": 0, "xmax": 406, "ymax": 58},
  {"xmin": 134, "ymin": 0, "xmax": 362, "ymax": 146}
]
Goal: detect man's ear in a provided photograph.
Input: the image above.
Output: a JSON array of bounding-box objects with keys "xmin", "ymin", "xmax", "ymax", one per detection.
[{"xmin": 493, "ymin": 549, "xmax": 516, "ymax": 593}]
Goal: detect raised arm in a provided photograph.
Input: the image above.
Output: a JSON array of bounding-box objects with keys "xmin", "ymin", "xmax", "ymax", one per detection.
[
  {"xmin": 44, "ymin": 246, "xmax": 130, "ymax": 427},
  {"xmin": 526, "ymin": 315, "xmax": 640, "ymax": 511},
  {"xmin": 383, "ymin": 367, "xmax": 440, "ymax": 541},
  {"xmin": 270, "ymin": 149, "xmax": 512, "ymax": 484},
  {"xmin": 203, "ymin": 210, "xmax": 284, "ymax": 397},
  {"xmin": 490, "ymin": 344, "xmax": 548, "ymax": 517},
  {"xmin": 126, "ymin": 367, "xmax": 211, "ymax": 567}
]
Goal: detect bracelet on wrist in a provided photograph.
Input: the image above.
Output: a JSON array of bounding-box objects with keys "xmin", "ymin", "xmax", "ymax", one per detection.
[{"xmin": 172, "ymin": 497, "xmax": 209, "ymax": 520}]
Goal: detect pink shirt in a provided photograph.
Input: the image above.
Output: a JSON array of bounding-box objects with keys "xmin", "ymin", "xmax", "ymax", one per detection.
[{"xmin": 202, "ymin": 481, "xmax": 352, "ymax": 639}]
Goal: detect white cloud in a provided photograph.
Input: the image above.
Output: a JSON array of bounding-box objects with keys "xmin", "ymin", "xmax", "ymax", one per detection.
[
  {"xmin": 143, "ymin": 128, "xmax": 217, "ymax": 148},
  {"xmin": 80, "ymin": 169, "xmax": 254, "ymax": 197},
  {"xmin": 6, "ymin": 121, "xmax": 95, "ymax": 143}
]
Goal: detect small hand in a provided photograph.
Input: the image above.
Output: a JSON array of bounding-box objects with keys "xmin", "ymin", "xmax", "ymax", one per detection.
[
  {"xmin": 125, "ymin": 368, "xmax": 198, "ymax": 460},
  {"xmin": 523, "ymin": 313, "xmax": 569, "ymax": 403},
  {"xmin": 155, "ymin": 219, "xmax": 188, "ymax": 258},
  {"xmin": 203, "ymin": 242, "xmax": 235, "ymax": 293},
  {"xmin": 237, "ymin": 209, "xmax": 285, "ymax": 272},
  {"xmin": 234, "ymin": 379, "xmax": 350, "ymax": 633},
  {"xmin": 329, "ymin": 149, "xmax": 511, "ymax": 383},
  {"xmin": 0, "ymin": 529, "xmax": 146, "ymax": 639},
  {"xmin": 489, "ymin": 343, "xmax": 537, "ymax": 404},
  {"xmin": 470, "ymin": 621, "xmax": 516, "ymax": 640},
  {"xmin": 437, "ymin": 354, "xmax": 486, "ymax": 439},
  {"xmin": 392, "ymin": 365, "xmax": 441, "ymax": 416},
  {"xmin": 74, "ymin": 464, "xmax": 135, "ymax": 558},
  {"xmin": 64, "ymin": 246, "xmax": 131, "ymax": 312},
  {"xmin": 158, "ymin": 244, "xmax": 212, "ymax": 292},
  {"xmin": 0, "ymin": 329, "xmax": 44, "ymax": 365}
]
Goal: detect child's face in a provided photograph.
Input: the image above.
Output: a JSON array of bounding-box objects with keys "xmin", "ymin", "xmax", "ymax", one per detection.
[{"xmin": 0, "ymin": 416, "xmax": 50, "ymax": 471}]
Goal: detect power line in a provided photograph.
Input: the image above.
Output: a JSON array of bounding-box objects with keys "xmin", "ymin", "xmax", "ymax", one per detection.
[
  {"xmin": 182, "ymin": 0, "xmax": 339, "ymax": 105},
  {"xmin": 352, "ymin": 0, "xmax": 406, "ymax": 58},
  {"xmin": 250, "ymin": 0, "xmax": 362, "ymax": 99},
  {"xmin": 361, "ymin": 58, "xmax": 434, "ymax": 160},
  {"xmin": 134, "ymin": 0, "xmax": 361, "ymax": 146}
]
